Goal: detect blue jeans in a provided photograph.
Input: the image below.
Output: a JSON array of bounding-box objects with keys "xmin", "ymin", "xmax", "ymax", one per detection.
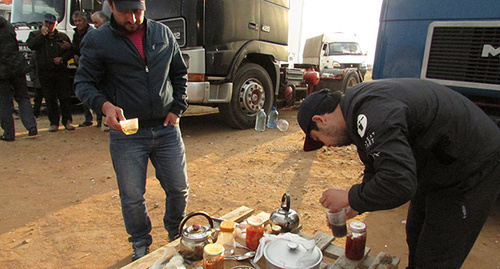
[{"xmin": 110, "ymin": 124, "xmax": 189, "ymax": 245}]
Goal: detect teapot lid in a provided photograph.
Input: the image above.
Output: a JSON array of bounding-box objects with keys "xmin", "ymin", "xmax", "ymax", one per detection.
[{"xmin": 183, "ymin": 223, "xmax": 210, "ymax": 240}]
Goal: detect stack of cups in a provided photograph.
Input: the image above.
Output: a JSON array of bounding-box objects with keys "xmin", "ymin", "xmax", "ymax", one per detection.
[{"xmin": 327, "ymin": 208, "xmax": 347, "ymax": 238}]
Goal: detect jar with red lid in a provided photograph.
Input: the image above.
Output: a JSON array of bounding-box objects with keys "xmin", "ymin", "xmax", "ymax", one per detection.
[
  {"xmin": 345, "ymin": 221, "xmax": 367, "ymax": 260},
  {"xmin": 245, "ymin": 216, "xmax": 264, "ymax": 250}
]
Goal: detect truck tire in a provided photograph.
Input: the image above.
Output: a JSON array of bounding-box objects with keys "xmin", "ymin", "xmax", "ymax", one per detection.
[
  {"xmin": 219, "ymin": 63, "xmax": 274, "ymax": 129},
  {"xmin": 340, "ymin": 70, "xmax": 360, "ymax": 93}
]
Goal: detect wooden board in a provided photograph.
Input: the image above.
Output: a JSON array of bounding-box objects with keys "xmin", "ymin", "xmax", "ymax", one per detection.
[
  {"xmin": 367, "ymin": 252, "xmax": 400, "ymax": 269},
  {"xmin": 328, "ymin": 247, "xmax": 370, "ymax": 269}
]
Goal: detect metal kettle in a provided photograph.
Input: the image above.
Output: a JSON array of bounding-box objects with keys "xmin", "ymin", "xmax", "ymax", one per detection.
[
  {"xmin": 178, "ymin": 211, "xmax": 218, "ymax": 261},
  {"xmin": 269, "ymin": 193, "xmax": 300, "ymax": 232}
]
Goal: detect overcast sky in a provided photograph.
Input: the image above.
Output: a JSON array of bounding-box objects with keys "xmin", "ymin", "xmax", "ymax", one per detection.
[{"xmin": 288, "ymin": 0, "xmax": 384, "ymax": 64}]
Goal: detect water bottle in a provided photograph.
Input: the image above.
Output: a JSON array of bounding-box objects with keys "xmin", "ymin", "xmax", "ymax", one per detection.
[
  {"xmin": 255, "ymin": 109, "xmax": 266, "ymax": 131},
  {"xmin": 267, "ymin": 106, "xmax": 279, "ymax": 129}
]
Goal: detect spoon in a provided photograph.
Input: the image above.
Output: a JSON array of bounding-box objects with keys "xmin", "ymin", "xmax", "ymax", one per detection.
[{"xmin": 225, "ymin": 251, "xmax": 256, "ymax": 261}]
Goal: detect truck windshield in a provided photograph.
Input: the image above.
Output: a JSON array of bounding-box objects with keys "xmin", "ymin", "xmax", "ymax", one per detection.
[
  {"xmin": 11, "ymin": 0, "xmax": 65, "ymax": 25},
  {"xmin": 328, "ymin": 42, "xmax": 363, "ymax": 55}
]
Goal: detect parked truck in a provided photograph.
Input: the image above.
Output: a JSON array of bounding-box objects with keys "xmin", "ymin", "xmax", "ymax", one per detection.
[
  {"xmin": 11, "ymin": 0, "xmax": 362, "ymax": 129},
  {"xmin": 373, "ymin": 0, "xmax": 500, "ymax": 113}
]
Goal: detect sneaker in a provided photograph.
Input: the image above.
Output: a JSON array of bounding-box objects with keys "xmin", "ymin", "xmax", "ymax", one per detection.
[
  {"xmin": 0, "ymin": 135, "xmax": 15, "ymax": 142},
  {"xmin": 65, "ymin": 122, "xmax": 75, "ymax": 131},
  {"xmin": 78, "ymin": 121, "xmax": 93, "ymax": 127},
  {"xmin": 28, "ymin": 128, "xmax": 38, "ymax": 136},
  {"xmin": 132, "ymin": 242, "xmax": 150, "ymax": 261},
  {"xmin": 49, "ymin": 125, "xmax": 58, "ymax": 132}
]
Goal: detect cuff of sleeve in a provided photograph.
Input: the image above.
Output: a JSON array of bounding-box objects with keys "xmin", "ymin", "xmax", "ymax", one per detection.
[{"xmin": 171, "ymin": 104, "xmax": 188, "ymax": 117}]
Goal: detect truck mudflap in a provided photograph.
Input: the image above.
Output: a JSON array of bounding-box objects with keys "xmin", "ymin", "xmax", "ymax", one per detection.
[{"xmin": 186, "ymin": 82, "xmax": 233, "ymax": 104}]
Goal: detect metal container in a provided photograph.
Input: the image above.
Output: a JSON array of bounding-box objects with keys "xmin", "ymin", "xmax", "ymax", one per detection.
[
  {"xmin": 263, "ymin": 238, "xmax": 323, "ymax": 269},
  {"xmin": 269, "ymin": 193, "xmax": 300, "ymax": 233}
]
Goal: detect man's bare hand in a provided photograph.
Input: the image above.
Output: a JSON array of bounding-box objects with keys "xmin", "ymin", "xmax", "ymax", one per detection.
[
  {"xmin": 59, "ymin": 41, "xmax": 71, "ymax": 50},
  {"xmin": 319, "ymin": 188, "xmax": 350, "ymax": 213},
  {"xmin": 101, "ymin": 102, "xmax": 125, "ymax": 130},
  {"xmin": 53, "ymin": 57, "xmax": 62, "ymax": 65},
  {"xmin": 164, "ymin": 112, "xmax": 180, "ymax": 126},
  {"xmin": 41, "ymin": 26, "xmax": 48, "ymax": 35}
]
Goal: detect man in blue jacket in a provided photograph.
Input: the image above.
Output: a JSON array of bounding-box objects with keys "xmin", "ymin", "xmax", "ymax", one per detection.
[
  {"xmin": 74, "ymin": 0, "xmax": 189, "ymax": 261},
  {"xmin": 298, "ymin": 79, "xmax": 499, "ymax": 268}
]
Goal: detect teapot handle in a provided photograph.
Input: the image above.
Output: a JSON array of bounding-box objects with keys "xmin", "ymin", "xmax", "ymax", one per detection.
[
  {"xmin": 281, "ymin": 193, "xmax": 291, "ymax": 212},
  {"xmin": 178, "ymin": 211, "xmax": 214, "ymax": 235}
]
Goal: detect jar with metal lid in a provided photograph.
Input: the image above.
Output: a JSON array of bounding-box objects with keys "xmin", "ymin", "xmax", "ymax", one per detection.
[
  {"xmin": 345, "ymin": 221, "xmax": 367, "ymax": 260},
  {"xmin": 217, "ymin": 220, "xmax": 236, "ymax": 256},
  {"xmin": 203, "ymin": 243, "xmax": 224, "ymax": 269},
  {"xmin": 245, "ymin": 216, "xmax": 264, "ymax": 250}
]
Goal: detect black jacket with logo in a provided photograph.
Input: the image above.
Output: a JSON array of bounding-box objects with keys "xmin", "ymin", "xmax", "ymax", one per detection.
[{"xmin": 342, "ymin": 78, "xmax": 500, "ymax": 212}]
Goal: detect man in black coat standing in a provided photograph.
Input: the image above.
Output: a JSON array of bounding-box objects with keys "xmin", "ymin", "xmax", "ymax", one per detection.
[
  {"xmin": 0, "ymin": 16, "xmax": 37, "ymax": 141},
  {"xmin": 27, "ymin": 13, "xmax": 75, "ymax": 132}
]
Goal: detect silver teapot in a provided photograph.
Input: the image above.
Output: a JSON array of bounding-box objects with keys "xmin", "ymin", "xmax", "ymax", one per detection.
[
  {"xmin": 269, "ymin": 193, "xmax": 300, "ymax": 233},
  {"xmin": 178, "ymin": 211, "xmax": 218, "ymax": 261}
]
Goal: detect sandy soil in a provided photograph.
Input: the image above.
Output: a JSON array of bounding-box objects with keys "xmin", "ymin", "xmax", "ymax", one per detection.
[{"xmin": 1, "ymin": 84, "xmax": 499, "ymax": 268}]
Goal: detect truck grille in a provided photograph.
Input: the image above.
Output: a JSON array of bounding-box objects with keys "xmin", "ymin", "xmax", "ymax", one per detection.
[
  {"xmin": 422, "ymin": 21, "xmax": 500, "ymax": 91},
  {"xmin": 159, "ymin": 17, "xmax": 186, "ymax": 47}
]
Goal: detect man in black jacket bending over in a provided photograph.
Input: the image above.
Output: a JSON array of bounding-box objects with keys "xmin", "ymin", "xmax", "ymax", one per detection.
[{"xmin": 298, "ymin": 79, "xmax": 499, "ymax": 268}]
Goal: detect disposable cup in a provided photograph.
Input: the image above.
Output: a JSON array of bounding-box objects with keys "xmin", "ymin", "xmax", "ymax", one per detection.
[
  {"xmin": 120, "ymin": 118, "xmax": 139, "ymax": 135},
  {"xmin": 327, "ymin": 208, "xmax": 347, "ymax": 238},
  {"xmin": 276, "ymin": 119, "xmax": 289, "ymax": 132}
]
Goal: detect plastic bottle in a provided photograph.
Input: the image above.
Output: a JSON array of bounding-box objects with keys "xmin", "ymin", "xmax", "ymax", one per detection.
[
  {"xmin": 255, "ymin": 109, "xmax": 266, "ymax": 131},
  {"xmin": 267, "ymin": 106, "xmax": 279, "ymax": 129},
  {"xmin": 217, "ymin": 220, "xmax": 236, "ymax": 256}
]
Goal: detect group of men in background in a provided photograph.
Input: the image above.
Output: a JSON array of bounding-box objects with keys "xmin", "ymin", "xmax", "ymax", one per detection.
[{"xmin": 0, "ymin": 10, "xmax": 109, "ymax": 140}]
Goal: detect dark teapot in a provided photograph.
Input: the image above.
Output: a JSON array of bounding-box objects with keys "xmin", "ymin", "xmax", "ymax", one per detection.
[
  {"xmin": 178, "ymin": 211, "xmax": 218, "ymax": 261},
  {"xmin": 269, "ymin": 193, "xmax": 300, "ymax": 233}
]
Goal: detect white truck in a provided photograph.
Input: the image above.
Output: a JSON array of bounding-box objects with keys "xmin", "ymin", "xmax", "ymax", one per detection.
[{"xmin": 303, "ymin": 32, "xmax": 368, "ymax": 79}]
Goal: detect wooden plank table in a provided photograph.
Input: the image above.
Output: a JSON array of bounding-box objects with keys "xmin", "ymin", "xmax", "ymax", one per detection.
[{"xmin": 121, "ymin": 206, "xmax": 400, "ymax": 269}]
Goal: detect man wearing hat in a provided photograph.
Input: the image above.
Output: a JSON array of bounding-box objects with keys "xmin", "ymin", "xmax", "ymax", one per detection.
[
  {"xmin": 27, "ymin": 13, "xmax": 75, "ymax": 132},
  {"xmin": 298, "ymin": 79, "xmax": 499, "ymax": 268},
  {"xmin": 74, "ymin": 0, "xmax": 189, "ymax": 261}
]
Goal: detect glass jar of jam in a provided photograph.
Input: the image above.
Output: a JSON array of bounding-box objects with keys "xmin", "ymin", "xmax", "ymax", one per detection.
[
  {"xmin": 345, "ymin": 221, "xmax": 367, "ymax": 260},
  {"xmin": 203, "ymin": 243, "xmax": 224, "ymax": 269},
  {"xmin": 245, "ymin": 216, "xmax": 264, "ymax": 250}
]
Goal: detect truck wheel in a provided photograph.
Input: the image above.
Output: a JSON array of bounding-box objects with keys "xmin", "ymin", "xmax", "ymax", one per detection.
[
  {"xmin": 219, "ymin": 63, "xmax": 274, "ymax": 129},
  {"xmin": 340, "ymin": 71, "xmax": 360, "ymax": 93}
]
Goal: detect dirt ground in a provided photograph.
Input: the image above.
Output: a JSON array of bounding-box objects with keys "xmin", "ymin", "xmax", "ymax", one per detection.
[{"xmin": 1, "ymin": 83, "xmax": 499, "ymax": 268}]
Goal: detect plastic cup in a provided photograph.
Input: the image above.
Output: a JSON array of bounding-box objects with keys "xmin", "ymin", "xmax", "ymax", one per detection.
[
  {"xmin": 327, "ymin": 208, "xmax": 347, "ymax": 238},
  {"xmin": 276, "ymin": 119, "xmax": 289, "ymax": 132},
  {"xmin": 120, "ymin": 118, "xmax": 139, "ymax": 135}
]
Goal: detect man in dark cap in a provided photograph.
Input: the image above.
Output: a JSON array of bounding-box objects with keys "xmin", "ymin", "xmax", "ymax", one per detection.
[
  {"xmin": 74, "ymin": 0, "xmax": 189, "ymax": 261},
  {"xmin": 298, "ymin": 79, "xmax": 499, "ymax": 268},
  {"xmin": 27, "ymin": 13, "xmax": 75, "ymax": 132},
  {"xmin": 0, "ymin": 16, "xmax": 37, "ymax": 141}
]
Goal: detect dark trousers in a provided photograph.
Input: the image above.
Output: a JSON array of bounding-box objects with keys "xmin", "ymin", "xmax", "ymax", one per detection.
[
  {"xmin": 38, "ymin": 70, "xmax": 73, "ymax": 126},
  {"xmin": 33, "ymin": 86, "xmax": 43, "ymax": 117},
  {"xmin": 82, "ymin": 104, "xmax": 102, "ymax": 123},
  {"xmin": 0, "ymin": 73, "xmax": 37, "ymax": 139},
  {"xmin": 406, "ymin": 155, "xmax": 500, "ymax": 268}
]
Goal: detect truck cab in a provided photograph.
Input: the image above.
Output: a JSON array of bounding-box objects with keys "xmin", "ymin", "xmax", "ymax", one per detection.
[{"xmin": 302, "ymin": 33, "xmax": 368, "ymax": 79}]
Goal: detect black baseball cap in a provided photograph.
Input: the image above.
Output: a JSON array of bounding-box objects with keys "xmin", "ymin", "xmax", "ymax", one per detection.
[
  {"xmin": 44, "ymin": 13, "xmax": 57, "ymax": 23},
  {"xmin": 112, "ymin": 0, "xmax": 146, "ymax": 12},
  {"xmin": 297, "ymin": 90, "xmax": 342, "ymax": 151}
]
